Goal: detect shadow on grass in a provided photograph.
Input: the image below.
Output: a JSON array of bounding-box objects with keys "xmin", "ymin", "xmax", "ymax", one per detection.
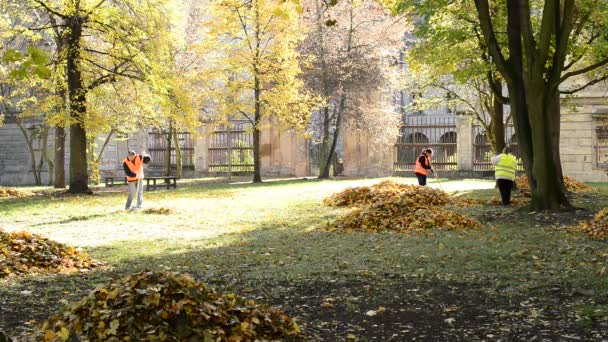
[{"xmin": 1, "ymin": 220, "xmax": 607, "ymax": 340}]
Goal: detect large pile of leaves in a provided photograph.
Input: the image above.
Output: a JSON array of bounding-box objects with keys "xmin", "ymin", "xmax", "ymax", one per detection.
[
  {"xmin": 323, "ymin": 180, "xmax": 450, "ymax": 207},
  {"xmin": 568, "ymin": 208, "xmax": 608, "ymax": 241},
  {"xmin": 324, "ymin": 181, "xmax": 479, "ymax": 234},
  {"xmin": 0, "ymin": 187, "xmax": 32, "ymax": 198},
  {"xmin": 515, "ymin": 175, "xmax": 592, "ymax": 192},
  {"xmin": 33, "ymin": 271, "xmax": 301, "ymax": 342},
  {"xmin": 0, "ymin": 229, "xmax": 102, "ymax": 278}
]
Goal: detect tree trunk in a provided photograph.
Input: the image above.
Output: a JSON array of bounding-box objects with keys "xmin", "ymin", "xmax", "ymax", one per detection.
[
  {"xmin": 54, "ymin": 126, "xmax": 66, "ymax": 188},
  {"xmin": 527, "ymin": 88, "xmax": 569, "ymax": 210},
  {"xmin": 67, "ymin": 17, "xmax": 90, "ymax": 194},
  {"xmin": 322, "ymin": 97, "xmax": 346, "ymax": 179},
  {"xmin": 318, "ymin": 106, "xmax": 331, "ymax": 179},
  {"xmin": 165, "ymin": 122, "xmax": 172, "ymax": 177},
  {"xmin": 16, "ymin": 120, "xmax": 41, "ymax": 185},
  {"xmin": 173, "ymin": 127, "xmax": 183, "ymax": 178},
  {"xmin": 252, "ymin": 77, "xmax": 262, "ymax": 183},
  {"xmin": 491, "ymin": 94, "xmax": 505, "ymax": 154}
]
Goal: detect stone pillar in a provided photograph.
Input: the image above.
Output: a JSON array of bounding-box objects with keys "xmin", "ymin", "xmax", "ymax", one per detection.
[{"xmin": 456, "ymin": 115, "xmax": 473, "ymax": 170}]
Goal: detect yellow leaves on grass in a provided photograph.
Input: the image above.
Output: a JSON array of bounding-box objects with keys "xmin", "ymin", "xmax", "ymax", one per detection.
[
  {"xmin": 0, "ymin": 228, "xmax": 103, "ymax": 278},
  {"xmin": 515, "ymin": 176, "xmax": 592, "ymax": 193},
  {"xmin": 34, "ymin": 271, "xmax": 301, "ymax": 342},
  {"xmin": 142, "ymin": 207, "xmax": 176, "ymax": 215},
  {"xmin": 568, "ymin": 208, "xmax": 608, "ymax": 241},
  {"xmin": 0, "ymin": 187, "xmax": 32, "ymax": 198},
  {"xmin": 324, "ymin": 181, "xmax": 479, "ymax": 234}
]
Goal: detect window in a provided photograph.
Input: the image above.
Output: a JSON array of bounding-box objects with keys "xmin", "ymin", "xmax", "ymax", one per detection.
[{"xmin": 595, "ymin": 123, "xmax": 608, "ymax": 169}]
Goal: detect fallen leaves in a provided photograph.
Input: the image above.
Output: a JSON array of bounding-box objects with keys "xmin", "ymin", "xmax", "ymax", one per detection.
[
  {"xmin": 31, "ymin": 271, "xmax": 301, "ymax": 342},
  {"xmin": 142, "ymin": 207, "xmax": 176, "ymax": 215},
  {"xmin": 567, "ymin": 208, "xmax": 608, "ymax": 241},
  {"xmin": 0, "ymin": 228, "xmax": 104, "ymax": 278},
  {"xmin": 0, "ymin": 187, "xmax": 32, "ymax": 198},
  {"xmin": 515, "ymin": 176, "xmax": 592, "ymax": 193},
  {"xmin": 323, "ymin": 181, "xmax": 480, "ymax": 234}
]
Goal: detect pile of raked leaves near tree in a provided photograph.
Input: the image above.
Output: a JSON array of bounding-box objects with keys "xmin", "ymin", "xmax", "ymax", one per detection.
[{"xmin": 323, "ymin": 180, "xmax": 480, "ymax": 234}]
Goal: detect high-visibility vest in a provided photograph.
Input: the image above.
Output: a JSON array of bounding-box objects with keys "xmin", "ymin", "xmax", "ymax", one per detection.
[
  {"xmin": 495, "ymin": 153, "xmax": 517, "ymax": 181},
  {"xmin": 123, "ymin": 155, "xmax": 144, "ymax": 182},
  {"xmin": 415, "ymin": 154, "xmax": 430, "ymax": 176}
]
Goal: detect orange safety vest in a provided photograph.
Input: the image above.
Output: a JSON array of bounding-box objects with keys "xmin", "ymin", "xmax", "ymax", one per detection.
[
  {"xmin": 414, "ymin": 154, "xmax": 430, "ymax": 176},
  {"xmin": 123, "ymin": 155, "xmax": 144, "ymax": 182}
]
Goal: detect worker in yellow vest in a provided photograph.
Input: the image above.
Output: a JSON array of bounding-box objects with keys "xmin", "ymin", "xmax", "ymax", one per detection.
[
  {"xmin": 414, "ymin": 148, "xmax": 434, "ymax": 186},
  {"xmin": 123, "ymin": 150, "xmax": 149, "ymax": 210},
  {"xmin": 491, "ymin": 146, "xmax": 518, "ymax": 205}
]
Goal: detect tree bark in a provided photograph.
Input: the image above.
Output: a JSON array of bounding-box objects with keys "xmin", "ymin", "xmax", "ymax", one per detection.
[
  {"xmin": 252, "ymin": 77, "xmax": 262, "ymax": 183},
  {"xmin": 173, "ymin": 127, "xmax": 183, "ymax": 178},
  {"xmin": 66, "ymin": 16, "xmax": 90, "ymax": 194},
  {"xmin": 318, "ymin": 106, "xmax": 331, "ymax": 179},
  {"xmin": 322, "ymin": 96, "xmax": 346, "ymax": 179},
  {"xmin": 16, "ymin": 120, "xmax": 41, "ymax": 185},
  {"xmin": 165, "ymin": 122, "xmax": 172, "ymax": 177},
  {"xmin": 491, "ymin": 94, "xmax": 505, "ymax": 154},
  {"xmin": 54, "ymin": 126, "xmax": 66, "ymax": 188}
]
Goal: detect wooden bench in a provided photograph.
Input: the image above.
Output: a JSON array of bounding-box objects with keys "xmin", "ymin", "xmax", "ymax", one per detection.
[
  {"xmin": 105, "ymin": 177, "xmax": 127, "ymax": 187},
  {"xmin": 105, "ymin": 176, "xmax": 178, "ymax": 191},
  {"xmin": 145, "ymin": 176, "xmax": 178, "ymax": 191}
]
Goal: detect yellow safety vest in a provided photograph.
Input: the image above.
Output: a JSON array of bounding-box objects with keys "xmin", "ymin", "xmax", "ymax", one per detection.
[{"xmin": 495, "ymin": 154, "xmax": 517, "ymax": 181}]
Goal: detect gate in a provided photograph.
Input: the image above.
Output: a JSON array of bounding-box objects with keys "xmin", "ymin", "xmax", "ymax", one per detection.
[
  {"xmin": 208, "ymin": 120, "xmax": 254, "ymax": 173},
  {"xmin": 147, "ymin": 130, "xmax": 194, "ymax": 169},
  {"xmin": 394, "ymin": 116, "xmax": 457, "ymax": 172},
  {"xmin": 472, "ymin": 124, "xmax": 523, "ymax": 171}
]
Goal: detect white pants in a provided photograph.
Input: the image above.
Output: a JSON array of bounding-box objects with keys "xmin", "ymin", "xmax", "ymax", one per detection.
[{"xmin": 126, "ymin": 179, "xmax": 144, "ymax": 209}]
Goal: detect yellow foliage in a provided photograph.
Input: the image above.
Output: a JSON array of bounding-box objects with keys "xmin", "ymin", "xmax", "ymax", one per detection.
[
  {"xmin": 142, "ymin": 207, "xmax": 176, "ymax": 215},
  {"xmin": 568, "ymin": 208, "xmax": 608, "ymax": 241},
  {"xmin": 324, "ymin": 181, "xmax": 479, "ymax": 234},
  {"xmin": 515, "ymin": 176, "xmax": 592, "ymax": 192},
  {"xmin": 0, "ymin": 228, "xmax": 103, "ymax": 278},
  {"xmin": 32, "ymin": 272, "xmax": 301, "ymax": 341},
  {"xmin": 0, "ymin": 187, "xmax": 33, "ymax": 198}
]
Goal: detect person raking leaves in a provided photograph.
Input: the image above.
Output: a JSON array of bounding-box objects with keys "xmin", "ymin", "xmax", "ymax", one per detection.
[
  {"xmin": 123, "ymin": 150, "xmax": 151, "ymax": 210},
  {"xmin": 491, "ymin": 146, "xmax": 517, "ymax": 205},
  {"xmin": 414, "ymin": 148, "xmax": 434, "ymax": 186}
]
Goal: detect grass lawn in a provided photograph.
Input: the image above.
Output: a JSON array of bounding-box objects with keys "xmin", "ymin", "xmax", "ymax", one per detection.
[{"xmin": 1, "ymin": 177, "xmax": 607, "ymax": 340}]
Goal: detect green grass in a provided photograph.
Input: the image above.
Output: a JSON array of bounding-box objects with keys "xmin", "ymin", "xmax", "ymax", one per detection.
[{"xmin": 1, "ymin": 177, "xmax": 608, "ymax": 338}]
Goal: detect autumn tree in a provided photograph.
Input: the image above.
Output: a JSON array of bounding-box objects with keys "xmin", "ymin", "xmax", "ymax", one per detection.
[
  {"xmin": 301, "ymin": 0, "xmax": 403, "ymax": 179},
  {"xmin": 402, "ymin": 1, "xmax": 510, "ymax": 154},
  {"xmin": 394, "ymin": 0, "xmax": 608, "ymax": 210},
  {"xmin": 8, "ymin": 0, "xmax": 176, "ymax": 193},
  {"xmin": 202, "ymin": 0, "xmax": 317, "ymax": 183}
]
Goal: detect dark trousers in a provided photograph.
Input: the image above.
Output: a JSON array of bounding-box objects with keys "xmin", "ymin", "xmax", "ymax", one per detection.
[
  {"xmin": 497, "ymin": 179, "xmax": 514, "ymax": 205},
  {"xmin": 416, "ymin": 173, "xmax": 427, "ymax": 186}
]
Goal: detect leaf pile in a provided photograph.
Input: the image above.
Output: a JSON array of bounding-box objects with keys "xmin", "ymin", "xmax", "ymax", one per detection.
[
  {"xmin": 142, "ymin": 207, "xmax": 176, "ymax": 215},
  {"xmin": 0, "ymin": 187, "xmax": 32, "ymax": 198},
  {"xmin": 32, "ymin": 271, "xmax": 301, "ymax": 342},
  {"xmin": 568, "ymin": 208, "xmax": 608, "ymax": 241},
  {"xmin": 0, "ymin": 229, "xmax": 103, "ymax": 278},
  {"xmin": 323, "ymin": 180, "xmax": 450, "ymax": 207},
  {"xmin": 324, "ymin": 181, "xmax": 479, "ymax": 234},
  {"xmin": 515, "ymin": 176, "xmax": 592, "ymax": 192}
]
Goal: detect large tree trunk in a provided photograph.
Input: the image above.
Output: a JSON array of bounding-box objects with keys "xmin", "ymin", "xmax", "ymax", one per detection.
[
  {"xmin": 491, "ymin": 94, "xmax": 505, "ymax": 154},
  {"xmin": 54, "ymin": 126, "xmax": 66, "ymax": 188},
  {"xmin": 252, "ymin": 77, "xmax": 262, "ymax": 183},
  {"xmin": 527, "ymin": 89, "xmax": 569, "ymax": 210},
  {"xmin": 318, "ymin": 106, "xmax": 331, "ymax": 179},
  {"xmin": 67, "ymin": 18, "xmax": 90, "ymax": 194}
]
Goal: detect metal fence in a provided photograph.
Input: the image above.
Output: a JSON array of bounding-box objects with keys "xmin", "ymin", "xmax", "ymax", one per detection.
[
  {"xmin": 472, "ymin": 124, "xmax": 523, "ymax": 171},
  {"xmin": 208, "ymin": 120, "xmax": 254, "ymax": 173},
  {"xmin": 147, "ymin": 131, "xmax": 194, "ymax": 170},
  {"xmin": 394, "ymin": 116, "xmax": 458, "ymax": 172}
]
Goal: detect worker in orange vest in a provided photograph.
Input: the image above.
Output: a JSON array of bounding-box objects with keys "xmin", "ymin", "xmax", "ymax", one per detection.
[
  {"xmin": 123, "ymin": 150, "xmax": 149, "ymax": 210},
  {"xmin": 414, "ymin": 148, "xmax": 434, "ymax": 186}
]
